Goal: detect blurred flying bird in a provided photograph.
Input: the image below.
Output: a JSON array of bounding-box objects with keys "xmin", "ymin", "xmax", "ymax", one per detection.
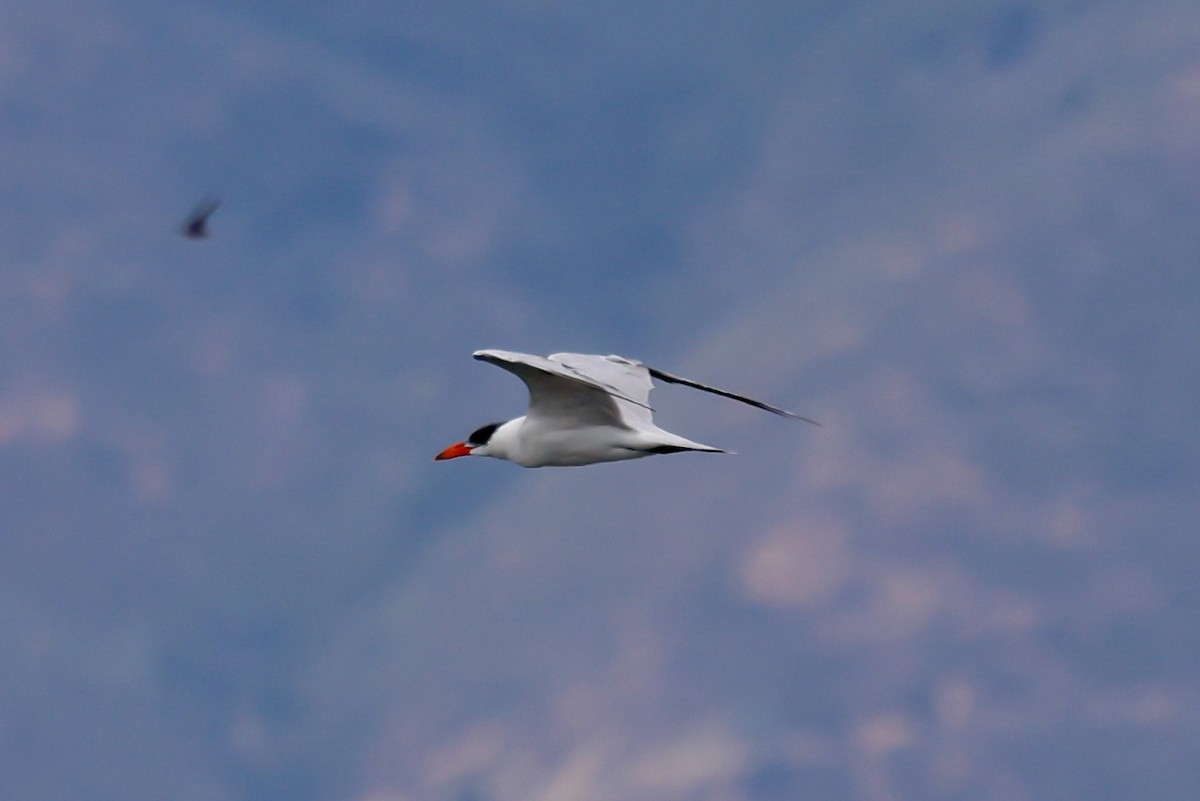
[
  {"xmin": 436, "ymin": 349, "xmax": 819, "ymax": 467},
  {"xmin": 181, "ymin": 197, "xmax": 221, "ymax": 239}
]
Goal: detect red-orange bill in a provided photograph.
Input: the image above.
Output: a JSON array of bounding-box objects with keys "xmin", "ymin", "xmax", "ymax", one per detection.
[{"xmin": 435, "ymin": 441, "xmax": 472, "ymax": 461}]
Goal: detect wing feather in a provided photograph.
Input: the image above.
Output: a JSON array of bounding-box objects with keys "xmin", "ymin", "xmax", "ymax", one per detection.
[
  {"xmin": 474, "ymin": 350, "xmax": 634, "ymax": 429},
  {"xmin": 645, "ymin": 365, "xmax": 822, "ymax": 426},
  {"xmin": 473, "ymin": 349, "xmax": 820, "ymax": 430}
]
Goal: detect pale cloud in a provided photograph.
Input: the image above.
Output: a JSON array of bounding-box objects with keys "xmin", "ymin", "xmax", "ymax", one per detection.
[
  {"xmin": 192, "ymin": 321, "xmax": 239, "ymax": 377},
  {"xmin": 798, "ymin": 392, "xmax": 990, "ymax": 527},
  {"xmin": 1084, "ymin": 683, "xmax": 1183, "ymax": 727},
  {"xmin": 609, "ymin": 610, "xmax": 668, "ymax": 697},
  {"xmin": 237, "ymin": 373, "xmax": 312, "ymax": 489},
  {"xmin": 0, "ymin": 390, "xmax": 80, "ymax": 444},
  {"xmin": 933, "ymin": 675, "xmax": 977, "ymax": 732},
  {"xmin": 424, "ymin": 722, "xmax": 507, "ymax": 787},
  {"xmin": 630, "ymin": 723, "xmax": 749, "ymax": 796},
  {"xmin": 822, "ymin": 567, "xmax": 946, "ymax": 646},
  {"xmin": 868, "ymin": 446, "xmax": 988, "ymax": 523},
  {"xmin": 853, "ymin": 712, "xmax": 918, "ymax": 758},
  {"xmin": 530, "ymin": 744, "xmax": 606, "ymax": 801},
  {"xmin": 739, "ymin": 513, "xmax": 852, "ymax": 609},
  {"xmin": 372, "ymin": 131, "xmax": 529, "ymax": 269}
]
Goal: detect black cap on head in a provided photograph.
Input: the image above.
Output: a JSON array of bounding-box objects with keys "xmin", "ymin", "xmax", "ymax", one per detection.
[{"xmin": 468, "ymin": 422, "xmax": 502, "ymax": 446}]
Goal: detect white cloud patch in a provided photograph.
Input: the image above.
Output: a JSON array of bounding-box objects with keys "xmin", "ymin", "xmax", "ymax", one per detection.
[
  {"xmin": 0, "ymin": 390, "xmax": 80, "ymax": 443},
  {"xmin": 739, "ymin": 513, "xmax": 852, "ymax": 608},
  {"xmin": 630, "ymin": 723, "xmax": 750, "ymax": 796}
]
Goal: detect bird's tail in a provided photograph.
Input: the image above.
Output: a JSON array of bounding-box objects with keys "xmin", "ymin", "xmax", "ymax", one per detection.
[
  {"xmin": 644, "ymin": 443, "xmax": 728, "ymax": 455},
  {"xmin": 644, "ymin": 431, "xmax": 728, "ymax": 455}
]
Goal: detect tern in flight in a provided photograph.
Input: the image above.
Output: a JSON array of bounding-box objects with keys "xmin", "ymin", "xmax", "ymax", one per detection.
[
  {"xmin": 436, "ymin": 349, "xmax": 819, "ymax": 467},
  {"xmin": 181, "ymin": 197, "xmax": 221, "ymax": 240}
]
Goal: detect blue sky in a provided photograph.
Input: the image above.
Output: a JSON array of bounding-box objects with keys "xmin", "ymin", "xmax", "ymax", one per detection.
[{"xmin": 3, "ymin": 2, "xmax": 1200, "ymax": 800}]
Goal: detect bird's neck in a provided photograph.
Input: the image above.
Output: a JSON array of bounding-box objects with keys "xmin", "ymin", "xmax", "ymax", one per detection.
[{"xmin": 485, "ymin": 417, "xmax": 526, "ymax": 462}]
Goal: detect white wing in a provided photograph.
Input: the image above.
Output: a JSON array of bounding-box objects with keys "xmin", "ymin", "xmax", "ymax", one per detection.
[
  {"xmin": 474, "ymin": 349, "xmax": 821, "ymax": 429},
  {"xmin": 473, "ymin": 350, "xmax": 651, "ymax": 430},
  {"xmin": 549, "ymin": 352, "xmax": 656, "ymax": 428}
]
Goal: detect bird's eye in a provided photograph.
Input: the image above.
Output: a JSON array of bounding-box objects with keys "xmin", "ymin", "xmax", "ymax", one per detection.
[{"xmin": 468, "ymin": 422, "xmax": 502, "ymax": 446}]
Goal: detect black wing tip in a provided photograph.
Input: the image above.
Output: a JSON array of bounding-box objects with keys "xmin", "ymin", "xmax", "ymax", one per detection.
[
  {"xmin": 750, "ymin": 405, "xmax": 823, "ymax": 426},
  {"xmin": 648, "ymin": 365, "xmax": 821, "ymax": 426}
]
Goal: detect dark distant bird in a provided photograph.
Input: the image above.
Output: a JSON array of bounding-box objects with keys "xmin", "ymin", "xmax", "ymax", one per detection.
[
  {"xmin": 436, "ymin": 349, "xmax": 820, "ymax": 467},
  {"xmin": 181, "ymin": 197, "xmax": 221, "ymax": 239}
]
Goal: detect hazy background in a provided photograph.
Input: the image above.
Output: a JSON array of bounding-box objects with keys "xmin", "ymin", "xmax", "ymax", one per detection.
[{"xmin": 3, "ymin": 2, "xmax": 1199, "ymax": 799}]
